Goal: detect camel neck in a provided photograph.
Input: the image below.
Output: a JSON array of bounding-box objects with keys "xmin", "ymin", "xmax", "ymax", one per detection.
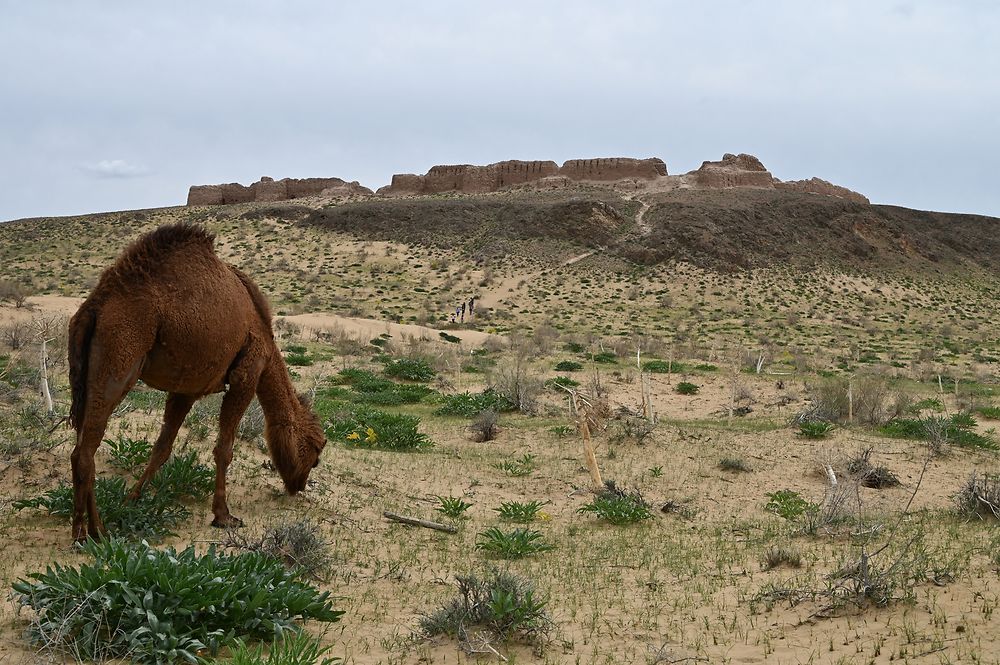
[{"xmin": 256, "ymin": 350, "xmax": 298, "ymax": 426}]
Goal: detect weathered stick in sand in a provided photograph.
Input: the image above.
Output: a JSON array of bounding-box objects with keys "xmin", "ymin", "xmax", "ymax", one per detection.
[{"xmin": 383, "ymin": 511, "xmax": 458, "ymax": 534}]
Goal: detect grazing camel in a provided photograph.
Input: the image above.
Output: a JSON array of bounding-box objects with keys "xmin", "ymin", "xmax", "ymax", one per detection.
[{"xmin": 67, "ymin": 223, "xmax": 326, "ymax": 543}]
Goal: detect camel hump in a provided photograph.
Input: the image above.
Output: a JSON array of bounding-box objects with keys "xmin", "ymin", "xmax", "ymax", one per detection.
[
  {"xmin": 228, "ymin": 263, "xmax": 274, "ymax": 336},
  {"xmin": 112, "ymin": 223, "xmax": 217, "ymax": 285}
]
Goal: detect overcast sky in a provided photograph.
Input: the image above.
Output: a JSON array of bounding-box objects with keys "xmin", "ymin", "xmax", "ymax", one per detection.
[{"xmin": 2, "ymin": 1, "xmax": 998, "ymax": 222}]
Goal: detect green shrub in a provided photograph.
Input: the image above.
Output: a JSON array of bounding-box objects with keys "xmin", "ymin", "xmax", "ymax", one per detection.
[
  {"xmin": 420, "ymin": 569, "xmax": 551, "ymax": 645},
  {"xmin": 797, "ymin": 421, "xmax": 835, "ymax": 439},
  {"xmin": 434, "ymin": 389, "xmax": 515, "ymax": 417},
  {"xmin": 675, "ymin": 381, "xmax": 699, "ymax": 395},
  {"xmin": 553, "ymin": 360, "xmax": 583, "ymax": 372},
  {"xmin": 641, "ymin": 359, "xmax": 673, "ymax": 373},
  {"xmin": 13, "ymin": 539, "xmax": 342, "ymax": 664},
  {"xmin": 592, "ymin": 351, "xmax": 617, "ymax": 364},
  {"xmin": 104, "ymin": 434, "xmax": 153, "ymax": 472},
  {"xmin": 549, "ymin": 425, "xmax": 574, "ymax": 437},
  {"xmin": 475, "ymin": 527, "xmax": 554, "ymax": 559},
  {"xmin": 977, "ymin": 406, "xmax": 1000, "ymax": 420},
  {"xmin": 879, "ymin": 417, "xmax": 997, "ymax": 451},
  {"xmin": 383, "ymin": 357, "xmax": 435, "ymax": 382},
  {"xmin": 764, "ymin": 490, "xmax": 818, "ymax": 521},
  {"xmin": 229, "ymin": 631, "xmax": 341, "ymax": 665},
  {"xmin": 323, "ymin": 405, "xmax": 432, "ymax": 451},
  {"xmin": 285, "ymin": 353, "xmax": 314, "ymax": 367},
  {"xmin": 693, "ymin": 363, "xmax": 718, "ymax": 372},
  {"xmin": 577, "ymin": 490, "xmax": 652, "ymax": 525},
  {"xmin": 14, "ymin": 451, "xmax": 214, "ymax": 539},
  {"xmin": 563, "ymin": 342, "xmax": 585, "ymax": 353},
  {"xmin": 910, "ymin": 397, "xmax": 944, "ymax": 413},
  {"xmin": 328, "ymin": 369, "xmax": 434, "ymax": 405},
  {"xmin": 436, "ymin": 496, "xmax": 473, "ymax": 520},
  {"xmin": 545, "ymin": 375, "xmax": 580, "ymax": 389},
  {"xmin": 495, "ymin": 500, "xmax": 546, "ymax": 522},
  {"xmin": 438, "ymin": 331, "xmax": 462, "ymax": 344}
]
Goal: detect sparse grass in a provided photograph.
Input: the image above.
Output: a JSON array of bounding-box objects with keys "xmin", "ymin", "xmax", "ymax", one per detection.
[
  {"xmin": 762, "ymin": 546, "xmax": 803, "ymax": 570},
  {"xmin": 495, "ymin": 453, "xmax": 537, "ymax": 477}
]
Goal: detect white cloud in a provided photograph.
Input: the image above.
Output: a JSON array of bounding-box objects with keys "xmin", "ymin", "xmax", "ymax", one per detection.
[{"xmin": 81, "ymin": 159, "xmax": 150, "ymax": 179}]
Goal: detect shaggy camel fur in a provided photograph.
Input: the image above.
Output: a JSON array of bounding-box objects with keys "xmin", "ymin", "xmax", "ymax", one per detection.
[{"xmin": 67, "ymin": 224, "xmax": 326, "ymax": 542}]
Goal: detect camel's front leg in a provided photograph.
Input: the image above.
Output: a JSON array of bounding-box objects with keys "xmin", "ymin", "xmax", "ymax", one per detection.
[{"xmin": 211, "ymin": 385, "xmax": 255, "ymax": 528}]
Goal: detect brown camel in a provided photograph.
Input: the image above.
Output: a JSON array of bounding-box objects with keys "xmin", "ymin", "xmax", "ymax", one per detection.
[{"xmin": 67, "ymin": 223, "xmax": 326, "ymax": 543}]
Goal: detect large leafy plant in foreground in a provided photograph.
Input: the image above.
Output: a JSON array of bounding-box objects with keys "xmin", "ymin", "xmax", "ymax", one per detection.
[{"xmin": 13, "ymin": 539, "xmax": 343, "ymax": 664}]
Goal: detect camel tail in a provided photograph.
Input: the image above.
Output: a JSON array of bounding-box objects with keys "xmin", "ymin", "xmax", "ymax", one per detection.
[
  {"xmin": 68, "ymin": 302, "xmax": 98, "ymax": 430},
  {"xmin": 228, "ymin": 264, "xmax": 273, "ymax": 335}
]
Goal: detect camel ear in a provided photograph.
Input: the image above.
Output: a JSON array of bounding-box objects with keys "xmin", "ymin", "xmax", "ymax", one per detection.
[{"xmin": 297, "ymin": 392, "xmax": 313, "ymax": 409}]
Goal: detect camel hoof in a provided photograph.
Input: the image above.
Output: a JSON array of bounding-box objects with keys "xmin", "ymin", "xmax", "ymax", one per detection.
[{"xmin": 211, "ymin": 515, "xmax": 244, "ymax": 529}]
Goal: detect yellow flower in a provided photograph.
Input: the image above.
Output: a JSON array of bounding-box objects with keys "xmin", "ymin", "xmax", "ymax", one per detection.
[
  {"xmin": 365, "ymin": 427, "xmax": 377, "ymax": 443},
  {"xmin": 538, "ymin": 511, "xmax": 552, "ymax": 521},
  {"xmin": 346, "ymin": 432, "xmax": 361, "ymax": 441}
]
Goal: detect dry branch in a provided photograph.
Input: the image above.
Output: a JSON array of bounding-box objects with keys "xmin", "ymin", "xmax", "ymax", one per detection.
[{"xmin": 383, "ymin": 511, "xmax": 458, "ymax": 534}]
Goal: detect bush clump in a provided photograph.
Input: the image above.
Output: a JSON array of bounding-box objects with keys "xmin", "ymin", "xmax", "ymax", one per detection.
[
  {"xmin": 13, "ymin": 539, "xmax": 342, "ymax": 664},
  {"xmin": 675, "ymin": 381, "xmax": 699, "ymax": 395},
  {"xmin": 879, "ymin": 416, "xmax": 997, "ymax": 451},
  {"xmin": 330, "ymin": 368, "xmax": 435, "ymax": 405},
  {"xmin": 435, "ymin": 389, "xmax": 515, "ymax": 417},
  {"xmin": 553, "ymin": 360, "xmax": 583, "ymax": 372},
  {"xmin": 383, "ymin": 358, "xmax": 435, "ymax": 382},
  {"xmin": 577, "ymin": 482, "xmax": 652, "ymax": 525},
  {"xmin": 420, "ymin": 569, "xmax": 552, "ymax": 646},
  {"xmin": 324, "ymin": 404, "xmax": 432, "ymax": 451},
  {"xmin": 955, "ymin": 472, "xmax": 1000, "ymax": 519}
]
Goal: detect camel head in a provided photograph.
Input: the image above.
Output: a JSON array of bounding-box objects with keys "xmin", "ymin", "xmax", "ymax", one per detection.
[{"xmin": 266, "ymin": 393, "xmax": 328, "ymax": 495}]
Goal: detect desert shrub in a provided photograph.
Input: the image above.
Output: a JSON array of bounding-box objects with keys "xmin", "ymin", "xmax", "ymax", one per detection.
[
  {"xmin": 329, "ymin": 369, "xmax": 434, "ymax": 405},
  {"xmin": 797, "ymin": 421, "xmax": 835, "ymax": 439},
  {"xmin": 641, "ymin": 359, "xmax": 673, "ymax": 373},
  {"xmin": 495, "ymin": 500, "xmax": 546, "ymax": 522},
  {"xmin": 764, "ymin": 490, "xmax": 818, "ymax": 521},
  {"xmin": 847, "ymin": 447, "xmax": 900, "ymax": 489},
  {"xmin": 489, "ymin": 360, "xmax": 543, "ymax": 415},
  {"xmin": 438, "ymin": 331, "xmax": 462, "ymax": 344},
  {"xmin": 553, "ymin": 360, "xmax": 583, "ymax": 372},
  {"xmin": 545, "ymin": 375, "xmax": 579, "ymax": 389},
  {"xmin": 436, "ymin": 496, "xmax": 473, "ymax": 520},
  {"xmin": 13, "ymin": 539, "xmax": 342, "ymax": 664},
  {"xmin": 911, "ymin": 397, "xmax": 944, "ymax": 413},
  {"xmin": 762, "ymin": 546, "xmax": 803, "ymax": 570},
  {"xmin": 879, "ymin": 416, "xmax": 997, "ymax": 451},
  {"xmin": 807, "ymin": 374, "xmax": 895, "ymax": 426},
  {"xmin": 591, "ymin": 351, "xmax": 617, "ymax": 364},
  {"xmin": 225, "ymin": 518, "xmax": 334, "ymax": 581},
  {"xmin": 285, "ymin": 348, "xmax": 314, "ymax": 367},
  {"xmin": 549, "ymin": 424, "xmax": 574, "ymax": 437},
  {"xmin": 475, "ymin": 527, "xmax": 554, "ymax": 559},
  {"xmin": 470, "ymin": 410, "xmax": 500, "ymax": 442},
  {"xmin": 322, "ymin": 404, "xmax": 432, "ymax": 450},
  {"xmin": 675, "ymin": 381, "xmax": 699, "ymax": 395},
  {"xmin": 955, "ymin": 472, "xmax": 1000, "ymax": 519},
  {"xmin": 383, "ymin": 357, "xmax": 435, "ymax": 382},
  {"xmin": 420, "ymin": 569, "xmax": 551, "ymax": 645},
  {"xmin": 434, "ymin": 389, "xmax": 515, "ymax": 417},
  {"xmin": 578, "ymin": 482, "xmax": 652, "ymax": 525},
  {"xmin": 563, "ymin": 342, "xmax": 586, "ymax": 353},
  {"xmin": 14, "ymin": 451, "xmax": 214, "ymax": 539},
  {"xmin": 229, "ymin": 632, "xmax": 341, "ymax": 665},
  {"xmin": 238, "ymin": 398, "xmax": 266, "ymax": 442},
  {"xmin": 718, "ymin": 457, "xmax": 751, "ymax": 473}
]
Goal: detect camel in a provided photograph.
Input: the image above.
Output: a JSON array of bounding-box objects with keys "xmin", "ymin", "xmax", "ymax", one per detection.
[{"xmin": 67, "ymin": 223, "xmax": 327, "ymax": 543}]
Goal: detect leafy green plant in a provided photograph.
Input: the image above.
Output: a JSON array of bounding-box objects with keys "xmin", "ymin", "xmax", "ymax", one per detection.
[
  {"xmin": 549, "ymin": 425, "xmax": 574, "ymax": 437},
  {"xmin": 797, "ymin": 421, "xmax": 835, "ymax": 439},
  {"xmin": 977, "ymin": 406, "xmax": 1000, "ymax": 420},
  {"xmin": 285, "ymin": 350, "xmax": 314, "ymax": 367},
  {"xmin": 910, "ymin": 397, "xmax": 944, "ymax": 413},
  {"xmin": 591, "ymin": 351, "xmax": 617, "ymax": 364},
  {"xmin": 328, "ymin": 369, "xmax": 434, "ymax": 405},
  {"xmin": 649, "ymin": 466, "xmax": 663, "ymax": 478},
  {"xmin": 13, "ymin": 539, "xmax": 342, "ymax": 664},
  {"xmin": 553, "ymin": 360, "xmax": 583, "ymax": 372},
  {"xmin": 229, "ymin": 631, "xmax": 341, "ymax": 665},
  {"xmin": 14, "ymin": 451, "xmax": 214, "ymax": 539},
  {"xmin": 675, "ymin": 381, "xmax": 699, "ymax": 395},
  {"xmin": 764, "ymin": 490, "xmax": 818, "ymax": 521},
  {"xmin": 420, "ymin": 569, "xmax": 551, "ymax": 645},
  {"xmin": 475, "ymin": 527, "xmax": 554, "ymax": 559},
  {"xmin": 104, "ymin": 434, "xmax": 153, "ymax": 472},
  {"xmin": 879, "ymin": 417, "xmax": 997, "ymax": 451},
  {"xmin": 322, "ymin": 404, "xmax": 432, "ymax": 451},
  {"xmin": 951, "ymin": 411, "xmax": 977, "ymax": 429},
  {"xmin": 434, "ymin": 389, "xmax": 515, "ymax": 417},
  {"xmin": 577, "ymin": 489, "xmax": 652, "ymax": 525},
  {"xmin": 495, "ymin": 500, "xmax": 546, "ymax": 522},
  {"xmin": 438, "ymin": 331, "xmax": 462, "ymax": 344},
  {"xmin": 495, "ymin": 453, "xmax": 536, "ymax": 477},
  {"xmin": 641, "ymin": 359, "xmax": 674, "ymax": 373},
  {"xmin": 383, "ymin": 357, "xmax": 435, "ymax": 382},
  {"xmin": 436, "ymin": 496, "xmax": 473, "ymax": 520}
]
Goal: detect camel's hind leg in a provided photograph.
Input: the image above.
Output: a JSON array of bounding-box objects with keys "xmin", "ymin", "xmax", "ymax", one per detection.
[{"xmin": 127, "ymin": 393, "xmax": 196, "ymax": 501}]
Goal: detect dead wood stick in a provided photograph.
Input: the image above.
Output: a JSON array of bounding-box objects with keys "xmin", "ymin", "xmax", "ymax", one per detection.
[{"xmin": 383, "ymin": 511, "xmax": 458, "ymax": 534}]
